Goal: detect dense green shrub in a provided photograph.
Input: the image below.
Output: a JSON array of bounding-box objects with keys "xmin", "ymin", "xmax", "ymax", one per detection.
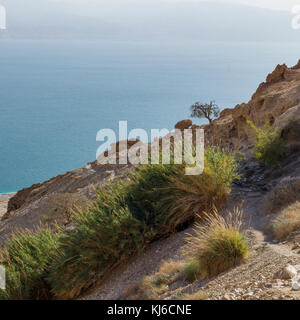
[
  {"xmin": 125, "ymin": 164, "xmax": 184, "ymax": 235},
  {"xmin": 157, "ymin": 147, "xmax": 241, "ymax": 232},
  {"xmin": 247, "ymin": 121, "xmax": 286, "ymax": 165},
  {"xmin": 48, "ymin": 182, "xmax": 145, "ymax": 299},
  {"xmin": 0, "ymin": 229, "xmax": 59, "ymax": 300}
]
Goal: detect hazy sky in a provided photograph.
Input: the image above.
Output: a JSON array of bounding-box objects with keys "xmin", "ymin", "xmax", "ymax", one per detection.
[
  {"xmin": 54, "ymin": 0, "xmax": 299, "ymax": 12},
  {"xmin": 168, "ymin": 0, "xmax": 298, "ymax": 11}
]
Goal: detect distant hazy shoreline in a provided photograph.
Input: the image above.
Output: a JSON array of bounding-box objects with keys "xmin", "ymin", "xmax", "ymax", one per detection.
[{"xmin": 0, "ymin": 193, "xmax": 16, "ymax": 200}]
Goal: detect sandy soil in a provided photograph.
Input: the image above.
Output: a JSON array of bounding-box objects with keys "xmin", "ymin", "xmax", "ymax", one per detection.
[{"xmin": 0, "ymin": 194, "xmax": 14, "ymax": 220}]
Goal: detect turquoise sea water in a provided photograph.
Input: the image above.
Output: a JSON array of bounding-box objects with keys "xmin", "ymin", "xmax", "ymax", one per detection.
[{"xmin": 1, "ymin": 40, "xmax": 300, "ymax": 193}]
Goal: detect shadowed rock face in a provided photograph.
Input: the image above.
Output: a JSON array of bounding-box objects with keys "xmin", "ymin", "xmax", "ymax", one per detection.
[{"xmin": 201, "ymin": 61, "xmax": 300, "ymax": 151}]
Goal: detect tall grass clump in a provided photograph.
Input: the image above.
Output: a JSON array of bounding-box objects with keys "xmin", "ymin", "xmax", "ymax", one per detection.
[
  {"xmin": 184, "ymin": 208, "xmax": 248, "ymax": 278},
  {"xmin": 272, "ymin": 201, "xmax": 300, "ymax": 240},
  {"xmin": 0, "ymin": 229, "xmax": 59, "ymax": 300},
  {"xmin": 158, "ymin": 147, "xmax": 241, "ymax": 231},
  {"xmin": 247, "ymin": 121, "xmax": 286, "ymax": 166},
  {"xmin": 48, "ymin": 182, "xmax": 145, "ymax": 299},
  {"xmin": 125, "ymin": 164, "xmax": 184, "ymax": 236}
]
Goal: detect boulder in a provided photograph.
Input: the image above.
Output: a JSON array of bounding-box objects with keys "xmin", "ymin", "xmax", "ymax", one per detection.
[
  {"xmin": 279, "ymin": 265, "xmax": 297, "ymax": 280},
  {"xmin": 174, "ymin": 120, "xmax": 192, "ymax": 131}
]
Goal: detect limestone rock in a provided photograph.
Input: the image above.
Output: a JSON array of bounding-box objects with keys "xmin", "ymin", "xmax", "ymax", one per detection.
[
  {"xmin": 278, "ymin": 265, "xmax": 297, "ymax": 280},
  {"xmin": 174, "ymin": 120, "xmax": 192, "ymax": 131}
]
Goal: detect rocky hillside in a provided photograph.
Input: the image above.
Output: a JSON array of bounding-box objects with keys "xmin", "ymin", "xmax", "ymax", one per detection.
[{"xmin": 1, "ymin": 61, "xmax": 300, "ymax": 245}]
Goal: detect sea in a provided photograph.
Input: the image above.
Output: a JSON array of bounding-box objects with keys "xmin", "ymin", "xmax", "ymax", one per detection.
[{"xmin": 1, "ymin": 39, "xmax": 300, "ymax": 193}]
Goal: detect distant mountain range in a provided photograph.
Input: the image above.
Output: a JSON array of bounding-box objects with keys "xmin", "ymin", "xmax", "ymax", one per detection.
[{"xmin": 0, "ymin": 0, "xmax": 299, "ymax": 42}]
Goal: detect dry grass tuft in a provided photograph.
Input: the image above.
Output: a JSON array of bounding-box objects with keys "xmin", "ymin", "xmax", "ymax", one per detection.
[
  {"xmin": 124, "ymin": 260, "xmax": 184, "ymax": 300},
  {"xmin": 182, "ymin": 290, "xmax": 207, "ymax": 300},
  {"xmin": 272, "ymin": 201, "xmax": 300, "ymax": 240},
  {"xmin": 265, "ymin": 178, "xmax": 300, "ymax": 213},
  {"xmin": 184, "ymin": 208, "xmax": 249, "ymax": 278}
]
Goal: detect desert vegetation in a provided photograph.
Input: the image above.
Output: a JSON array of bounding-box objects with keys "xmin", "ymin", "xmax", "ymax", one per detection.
[
  {"xmin": 184, "ymin": 208, "xmax": 249, "ymax": 279},
  {"xmin": 124, "ymin": 260, "xmax": 185, "ymax": 300},
  {"xmin": 272, "ymin": 202, "xmax": 300, "ymax": 240},
  {"xmin": 190, "ymin": 101, "xmax": 220, "ymax": 124},
  {"xmin": 125, "ymin": 208, "xmax": 248, "ymax": 300},
  {"xmin": 0, "ymin": 147, "xmax": 240, "ymax": 300},
  {"xmin": 265, "ymin": 178, "xmax": 300, "ymax": 213},
  {"xmin": 0, "ymin": 229, "xmax": 60, "ymax": 300},
  {"xmin": 247, "ymin": 121, "xmax": 286, "ymax": 166}
]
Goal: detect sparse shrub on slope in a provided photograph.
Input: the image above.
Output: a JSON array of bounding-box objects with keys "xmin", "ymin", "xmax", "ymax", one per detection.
[
  {"xmin": 265, "ymin": 178, "xmax": 300, "ymax": 213},
  {"xmin": 0, "ymin": 229, "xmax": 59, "ymax": 300},
  {"xmin": 184, "ymin": 208, "xmax": 248, "ymax": 278},
  {"xmin": 272, "ymin": 201, "xmax": 300, "ymax": 240},
  {"xmin": 247, "ymin": 121, "xmax": 286, "ymax": 166},
  {"xmin": 124, "ymin": 260, "xmax": 184, "ymax": 300}
]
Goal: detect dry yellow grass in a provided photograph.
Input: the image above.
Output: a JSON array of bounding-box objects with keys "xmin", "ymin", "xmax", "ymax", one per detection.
[
  {"xmin": 272, "ymin": 201, "xmax": 300, "ymax": 240},
  {"xmin": 265, "ymin": 178, "xmax": 300, "ymax": 213},
  {"xmin": 123, "ymin": 260, "xmax": 185, "ymax": 300},
  {"xmin": 184, "ymin": 208, "xmax": 249, "ymax": 278},
  {"xmin": 182, "ymin": 290, "xmax": 207, "ymax": 300}
]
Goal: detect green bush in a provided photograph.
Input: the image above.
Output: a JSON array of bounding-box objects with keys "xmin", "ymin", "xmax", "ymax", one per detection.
[
  {"xmin": 247, "ymin": 121, "xmax": 286, "ymax": 166},
  {"xmin": 157, "ymin": 147, "xmax": 241, "ymax": 231},
  {"xmin": 48, "ymin": 182, "xmax": 145, "ymax": 299},
  {"xmin": 0, "ymin": 229, "xmax": 59, "ymax": 300},
  {"xmin": 125, "ymin": 164, "xmax": 184, "ymax": 236}
]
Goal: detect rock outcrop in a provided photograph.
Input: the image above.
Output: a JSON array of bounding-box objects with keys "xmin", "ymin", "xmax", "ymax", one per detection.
[{"xmin": 202, "ymin": 61, "xmax": 300, "ymax": 151}]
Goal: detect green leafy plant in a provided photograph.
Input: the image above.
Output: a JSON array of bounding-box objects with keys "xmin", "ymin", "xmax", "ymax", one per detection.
[{"xmin": 247, "ymin": 121, "xmax": 286, "ymax": 165}]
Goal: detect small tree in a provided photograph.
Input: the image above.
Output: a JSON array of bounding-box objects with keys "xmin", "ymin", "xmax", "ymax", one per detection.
[{"xmin": 190, "ymin": 101, "xmax": 220, "ymax": 124}]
